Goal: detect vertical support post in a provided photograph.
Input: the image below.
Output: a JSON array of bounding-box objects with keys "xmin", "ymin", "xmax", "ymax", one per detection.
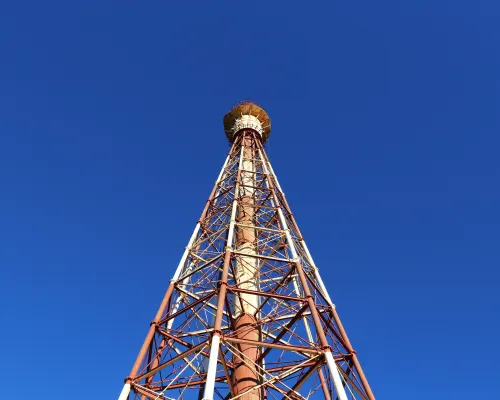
[
  {"xmin": 203, "ymin": 334, "xmax": 222, "ymax": 400},
  {"xmin": 118, "ymin": 383, "xmax": 131, "ymax": 400}
]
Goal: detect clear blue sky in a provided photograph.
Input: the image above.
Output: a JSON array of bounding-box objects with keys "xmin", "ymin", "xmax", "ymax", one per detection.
[{"xmin": 1, "ymin": 1, "xmax": 499, "ymax": 398}]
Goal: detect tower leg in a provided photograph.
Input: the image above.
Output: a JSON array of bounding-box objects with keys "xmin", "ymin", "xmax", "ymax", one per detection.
[{"xmin": 118, "ymin": 383, "xmax": 131, "ymax": 400}]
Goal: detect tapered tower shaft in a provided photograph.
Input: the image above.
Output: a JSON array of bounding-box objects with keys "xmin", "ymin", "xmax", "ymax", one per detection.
[{"xmin": 118, "ymin": 101, "xmax": 375, "ymax": 400}]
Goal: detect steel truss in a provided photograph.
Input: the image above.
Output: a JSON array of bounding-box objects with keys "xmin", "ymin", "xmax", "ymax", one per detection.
[{"xmin": 119, "ymin": 129, "xmax": 375, "ymax": 400}]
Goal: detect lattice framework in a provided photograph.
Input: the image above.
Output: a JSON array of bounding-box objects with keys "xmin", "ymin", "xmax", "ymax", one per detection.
[{"xmin": 118, "ymin": 121, "xmax": 375, "ymax": 400}]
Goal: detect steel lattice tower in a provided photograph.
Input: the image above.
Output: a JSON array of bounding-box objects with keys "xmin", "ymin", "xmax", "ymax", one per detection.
[{"xmin": 118, "ymin": 102, "xmax": 375, "ymax": 400}]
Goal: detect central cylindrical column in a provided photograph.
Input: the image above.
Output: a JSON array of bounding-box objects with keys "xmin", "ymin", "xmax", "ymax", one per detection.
[
  {"xmin": 233, "ymin": 132, "xmax": 261, "ymax": 400},
  {"xmin": 235, "ymin": 134, "xmax": 259, "ymax": 316}
]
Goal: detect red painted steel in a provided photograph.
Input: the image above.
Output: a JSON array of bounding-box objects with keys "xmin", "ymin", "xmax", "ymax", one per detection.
[{"xmin": 119, "ymin": 103, "xmax": 375, "ymax": 400}]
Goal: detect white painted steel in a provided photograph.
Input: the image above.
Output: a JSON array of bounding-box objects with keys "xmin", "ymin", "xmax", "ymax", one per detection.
[
  {"xmin": 202, "ymin": 334, "xmax": 221, "ymax": 400},
  {"xmin": 300, "ymin": 241, "xmax": 335, "ymax": 306},
  {"xmin": 261, "ymin": 151, "xmax": 283, "ymax": 193},
  {"xmin": 238, "ymin": 142, "xmax": 245, "ymax": 170},
  {"xmin": 167, "ymin": 262, "xmax": 196, "ymax": 330},
  {"xmin": 226, "ymin": 144, "xmax": 244, "ymax": 249},
  {"xmin": 325, "ymin": 351, "xmax": 349, "ymax": 400},
  {"xmin": 172, "ymin": 224, "xmax": 200, "ymax": 281},
  {"xmin": 233, "ymin": 115, "xmax": 264, "ymax": 136},
  {"xmin": 234, "ymin": 136, "xmax": 259, "ymax": 317},
  {"xmin": 312, "ymin": 266, "xmax": 335, "ymax": 306},
  {"xmin": 227, "ymin": 201, "xmax": 238, "ymax": 248},
  {"xmin": 117, "ymin": 383, "xmax": 131, "ymax": 400},
  {"xmin": 277, "ymin": 208, "xmax": 298, "ymax": 261},
  {"xmin": 216, "ymin": 155, "xmax": 230, "ymax": 183}
]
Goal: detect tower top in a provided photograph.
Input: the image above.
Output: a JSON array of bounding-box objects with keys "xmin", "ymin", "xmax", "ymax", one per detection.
[{"xmin": 223, "ymin": 101, "xmax": 271, "ymax": 143}]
